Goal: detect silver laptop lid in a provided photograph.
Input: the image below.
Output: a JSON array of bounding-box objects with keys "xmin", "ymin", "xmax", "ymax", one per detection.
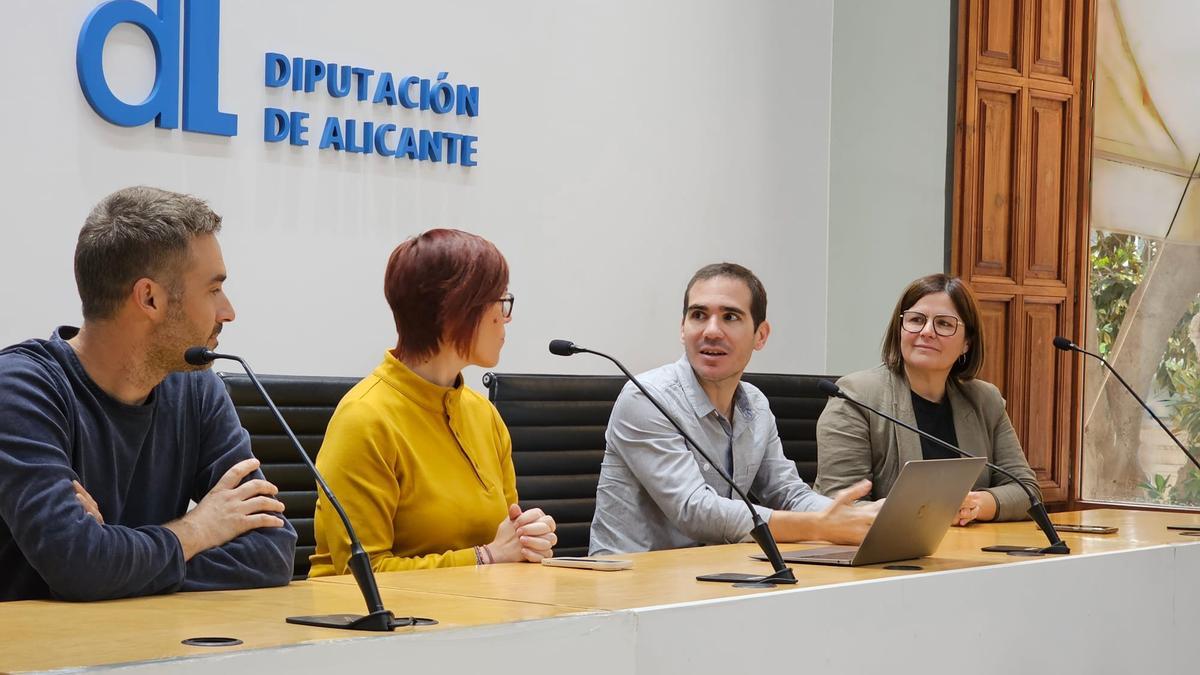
[{"xmin": 852, "ymin": 457, "xmax": 987, "ymax": 565}]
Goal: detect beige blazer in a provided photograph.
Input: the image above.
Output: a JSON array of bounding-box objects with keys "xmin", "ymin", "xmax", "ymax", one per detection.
[{"xmin": 814, "ymin": 365, "xmax": 1040, "ymax": 521}]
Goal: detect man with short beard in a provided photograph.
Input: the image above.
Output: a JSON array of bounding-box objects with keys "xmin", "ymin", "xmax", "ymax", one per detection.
[
  {"xmin": 590, "ymin": 262, "xmax": 879, "ymax": 555},
  {"xmin": 0, "ymin": 186, "xmax": 296, "ymax": 601}
]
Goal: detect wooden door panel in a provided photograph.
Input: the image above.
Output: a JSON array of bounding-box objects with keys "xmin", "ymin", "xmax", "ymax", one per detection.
[
  {"xmin": 973, "ymin": 84, "xmax": 1022, "ymax": 281},
  {"xmin": 1031, "ymin": 0, "xmax": 1070, "ymax": 80},
  {"xmin": 976, "ymin": 294, "xmax": 1014, "ymax": 398},
  {"xmin": 1026, "ymin": 93, "xmax": 1070, "ymax": 283},
  {"xmin": 978, "ymin": 0, "xmax": 1023, "ymax": 75},
  {"xmin": 1019, "ymin": 299, "xmax": 1066, "ymax": 496}
]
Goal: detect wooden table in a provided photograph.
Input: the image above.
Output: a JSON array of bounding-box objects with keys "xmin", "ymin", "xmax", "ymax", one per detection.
[
  {"xmin": 2, "ymin": 509, "xmax": 1197, "ymax": 673},
  {"xmin": 0, "ymin": 580, "xmax": 602, "ymax": 672},
  {"xmin": 310, "ymin": 508, "xmax": 1200, "ymax": 609},
  {"xmin": 948, "ymin": 507, "xmax": 1200, "ymax": 550}
]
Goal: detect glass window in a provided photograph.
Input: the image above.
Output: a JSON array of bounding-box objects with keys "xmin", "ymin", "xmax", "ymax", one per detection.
[{"xmin": 1082, "ymin": 0, "xmax": 1200, "ymax": 508}]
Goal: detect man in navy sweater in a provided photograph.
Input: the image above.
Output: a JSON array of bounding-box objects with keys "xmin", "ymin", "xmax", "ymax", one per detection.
[{"xmin": 0, "ymin": 186, "xmax": 296, "ymax": 601}]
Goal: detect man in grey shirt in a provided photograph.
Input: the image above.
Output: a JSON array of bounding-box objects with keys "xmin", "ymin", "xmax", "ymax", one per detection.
[{"xmin": 589, "ymin": 263, "xmax": 879, "ymax": 555}]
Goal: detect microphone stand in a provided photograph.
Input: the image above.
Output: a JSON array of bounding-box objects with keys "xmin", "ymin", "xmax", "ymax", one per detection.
[
  {"xmin": 819, "ymin": 380, "xmax": 1069, "ymax": 556},
  {"xmin": 1054, "ymin": 337, "xmax": 1200, "ymax": 474},
  {"xmin": 550, "ymin": 340, "xmax": 797, "ymax": 587},
  {"xmin": 1055, "ymin": 337, "xmax": 1200, "ymax": 534},
  {"xmin": 186, "ymin": 347, "xmax": 436, "ymax": 630}
]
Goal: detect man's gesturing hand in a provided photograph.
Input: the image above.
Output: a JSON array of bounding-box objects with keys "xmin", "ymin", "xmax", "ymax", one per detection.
[{"xmin": 816, "ymin": 479, "xmax": 879, "ymax": 545}]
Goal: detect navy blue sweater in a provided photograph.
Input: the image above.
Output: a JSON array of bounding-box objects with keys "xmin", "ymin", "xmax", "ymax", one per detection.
[{"xmin": 0, "ymin": 328, "xmax": 296, "ymax": 601}]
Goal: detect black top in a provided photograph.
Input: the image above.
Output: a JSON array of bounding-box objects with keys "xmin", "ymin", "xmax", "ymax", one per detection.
[{"xmin": 910, "ymin": 390, "xmax": 959, "ymax": 460}]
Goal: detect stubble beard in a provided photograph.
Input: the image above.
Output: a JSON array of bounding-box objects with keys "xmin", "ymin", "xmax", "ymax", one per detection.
[{"xmin": 147, "ymin": 303, "xmax": 212, "ymax": 375}]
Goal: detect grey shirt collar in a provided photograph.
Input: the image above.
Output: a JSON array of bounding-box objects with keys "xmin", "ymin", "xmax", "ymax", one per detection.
[{"xmin": 671, "ymin": 355, "xmax": 756, "ymax": 433}]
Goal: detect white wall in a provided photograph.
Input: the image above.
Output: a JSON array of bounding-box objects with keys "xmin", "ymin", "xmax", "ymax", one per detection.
[
  {"xmin": 0, "ymin": 0, "xmax": 834, "ymax": 387},
  {"xmin": 825, "ymin": 0, "xmax": 953, "ymax": 375}
]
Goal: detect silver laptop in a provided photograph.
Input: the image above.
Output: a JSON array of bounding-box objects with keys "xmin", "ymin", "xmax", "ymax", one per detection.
[{"xmin": 754, "ymin": 457, "xmax": 986, "ymax": 567}]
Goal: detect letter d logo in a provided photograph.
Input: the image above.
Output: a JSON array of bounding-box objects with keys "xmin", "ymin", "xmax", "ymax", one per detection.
[{"xmin": 77, "ymin": 0, "xmax": 237, "ymax": 137}]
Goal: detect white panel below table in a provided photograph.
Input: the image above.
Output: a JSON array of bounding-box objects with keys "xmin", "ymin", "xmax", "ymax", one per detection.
[{"xmin": 633, "ymin": 546, "xmax": 1179, "ymax": 675}]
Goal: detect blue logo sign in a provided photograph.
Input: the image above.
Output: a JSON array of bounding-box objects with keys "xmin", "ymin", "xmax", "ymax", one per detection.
[
  {"xmin": 77, "ymin": 0, "xmax": 237, "ymax": 136},
  {"xmin": 75, "ymin": 1, "xmax": 481, "ymax": 164}
]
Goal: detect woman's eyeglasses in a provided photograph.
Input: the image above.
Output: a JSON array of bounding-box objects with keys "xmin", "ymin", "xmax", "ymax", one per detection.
[
  {"xmin": 497, "ymin": 293, "xmax": 515, "ymax": 318},
  {"xmin": 899, "ymin": 311, "xmax": 959, "ymax": 337}
]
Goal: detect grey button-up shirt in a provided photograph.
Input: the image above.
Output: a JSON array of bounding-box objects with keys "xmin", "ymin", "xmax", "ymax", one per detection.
[{"xmin": 589, "ymin": 356, "xmax": 832, "ymax": 555}]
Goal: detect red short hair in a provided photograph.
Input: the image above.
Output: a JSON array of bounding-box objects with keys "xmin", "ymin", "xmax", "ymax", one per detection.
[{"xmin": 384, "ymin": 229, "xmax": 509, "ymax": 362}]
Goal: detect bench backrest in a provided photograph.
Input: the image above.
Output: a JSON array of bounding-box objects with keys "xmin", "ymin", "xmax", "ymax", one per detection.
[
  {"xmin": 219, "ymin": 373, "xmax": 358, "ymax": 579},
  {"xmin": 222, "ymin": 370, "xmax": 837, "ymax": 572}
]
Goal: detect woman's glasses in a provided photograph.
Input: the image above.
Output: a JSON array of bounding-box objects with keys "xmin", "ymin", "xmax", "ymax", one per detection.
[
  {"xmin": 899, "ymin": 311, "xmax": 959, "ymax": 337},
  {"xmin": 497, "ymin": 293, "xmax": 515, "ymax": 318}
]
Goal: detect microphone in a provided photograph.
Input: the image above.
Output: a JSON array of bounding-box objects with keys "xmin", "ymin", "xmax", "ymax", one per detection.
[
  {"xmin": 548, "ymin": 339, "xmax": 583, "ymax": 356},
  {"xmin": 1053, "ymin": 336, "xmax": 1200, "ymax": 473},
  {"xmin": 187, "ymin": 346, "xmax": 436, "ymax": 631},
  {"xmin": 815, "ymin": 379, "xmax": 842, "ymax": 399},
  {"xmin": 819, "ymin": 379, "xmax": 1069, "ymax": 556},
  {"xmin": 549, "ymin": 339, "xmax": 797, "ymax": 587}
]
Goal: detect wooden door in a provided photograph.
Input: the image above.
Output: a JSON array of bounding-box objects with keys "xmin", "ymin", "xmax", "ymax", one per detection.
[{"xmin": 951, "ymin": 0, "xmax": 1097, "ymax": 505}]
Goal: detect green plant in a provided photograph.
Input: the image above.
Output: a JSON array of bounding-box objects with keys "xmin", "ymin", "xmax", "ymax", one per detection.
[
  {"xmin": 1139, "ymin": 473, "xmax": 1172, "ymax": 501},
  {"xmin": 1153, "ymin": 298, "xmax": 1200, "ymax": 397},
  {"xmin": 1140, "ymin": 470, "xmax": 1200, "ymax": 507},
  {"xmin": 1092, "ymin": 231, "xmax": 1200, "ymax": 507},
  {"xmin": 1089, "ymin": 230, "xmax": 1157, "ymax": 358},
  {"xmin": 1171, "ymin": 468, "xmax": 1200, "ymax": 506}
]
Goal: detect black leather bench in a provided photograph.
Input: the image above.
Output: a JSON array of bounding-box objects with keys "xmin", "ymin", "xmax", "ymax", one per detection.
[
  {"xmin": 219, "ymin": 373, "xmax": 358, "ymax": 580},
  {"xmin": 221, "ymin": 370, "xmax": 837, "ymax": 575}
]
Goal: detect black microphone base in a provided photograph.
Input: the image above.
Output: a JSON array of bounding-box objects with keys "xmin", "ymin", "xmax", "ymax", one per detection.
[
  {"xmin": 286, "ymin": 610, "xmax": 438, "ymax": 631},
  {"xmin": 980, "ymin": 542, "xmax": 1070, "ymax": 557},
  {"xmin": 1023, "ymin": 541, "xmax": 1071, "ymax": 556},
  {"xmin": 696, "ymin": 567, "xmax": 798, "ymax": 588}
]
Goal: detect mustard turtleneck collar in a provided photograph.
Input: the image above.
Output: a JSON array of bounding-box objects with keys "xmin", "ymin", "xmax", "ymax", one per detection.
[{"xmin": 373, "ymin": 350, "xmax": 465, "ymax": 414}]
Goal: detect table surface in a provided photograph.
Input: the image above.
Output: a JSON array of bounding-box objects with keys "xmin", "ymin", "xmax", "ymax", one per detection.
[
  {"xmin": 309, "ymin": 508, "xmax": 1200, "ymax": 610},
  {"xmin": 3, "ymin": 508, "xmax": 1197, "ymax": 672},
  {"xmin": 0, "ymin": 578, "xmax": 594, "ymax": 671}
]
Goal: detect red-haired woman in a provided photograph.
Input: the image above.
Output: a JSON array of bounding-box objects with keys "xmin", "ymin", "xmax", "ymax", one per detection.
[
  {"xmin": 814, "ymin": 274, "xmax": 1040, "ymax": 525},
  {"xmin": 308, "ymin": 229, "xmax": 556, "ymax": 576}
]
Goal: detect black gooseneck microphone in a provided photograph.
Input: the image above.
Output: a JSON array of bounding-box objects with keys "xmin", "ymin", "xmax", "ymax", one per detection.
[
  {"xmin": 185, "ymin": 347, "xmax": 437, "ymax": 631},
  {"xmin": 1053, "ymin": 336, "xmax": 1200, "ymax": 474},
  {"xmin": 817, "ymin": 379, "xmax": 1069, "ymax": 556},
  {"xmin": 549, "ymin": 339, "xmax": 797, "ymax": 587}
]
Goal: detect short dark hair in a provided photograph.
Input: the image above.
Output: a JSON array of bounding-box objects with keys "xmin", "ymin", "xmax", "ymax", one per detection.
[
  {"xmin": 384, "ymin": 229, "xmax": 509, "ymax": 362},
  {"xmin": 75, "ymin": 186, "xmax": 223, "ymax": 321},
  {"xmin": 881, "ymin": 273, "xmax": 984, "ymax": 381},
  {"xmin": 683, "ymin": 262, "xmax": 767, "ymax": 329}
]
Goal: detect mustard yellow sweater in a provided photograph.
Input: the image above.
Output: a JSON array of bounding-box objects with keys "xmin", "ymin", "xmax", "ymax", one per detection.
[{"xmin": 307, "ymin": 352, "xmax": 516, "ymax": 577}]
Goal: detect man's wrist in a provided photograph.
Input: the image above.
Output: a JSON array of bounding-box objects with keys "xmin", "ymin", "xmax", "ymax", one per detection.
[
  {"xmin": 768, "ymin": 510, "xmax": 823, "ymax": 543},
  {"xmin": 810, "ymin": 509, "xmax": 832, "ymax": 542},
  {"xmin": 163, "ymin": 516, "xmax": 205, "ymax": 561}
]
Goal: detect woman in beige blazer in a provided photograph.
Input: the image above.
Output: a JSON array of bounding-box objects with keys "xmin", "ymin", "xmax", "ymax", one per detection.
[{"xmin": 814, "ymin": 274, "xmax": 1040, "ymax": 524}]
